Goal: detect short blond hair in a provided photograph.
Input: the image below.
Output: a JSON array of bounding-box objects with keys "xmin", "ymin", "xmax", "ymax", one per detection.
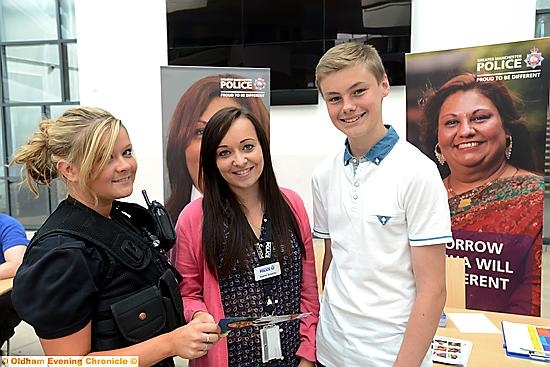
[
  {"xmin": 10, "ymin": 106, "xmax": 123, "ymax": 202},
  {"xmin": 315, "ymin": 42, "xmax": 386, "ymax": 89}
]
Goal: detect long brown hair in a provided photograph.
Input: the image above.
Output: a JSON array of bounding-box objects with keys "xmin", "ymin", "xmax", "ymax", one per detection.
[{"xmin": 199, "ymin": 107, "xmax": 304, "ymax": 278}]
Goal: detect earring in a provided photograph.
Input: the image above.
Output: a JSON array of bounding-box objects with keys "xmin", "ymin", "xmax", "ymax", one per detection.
[
  {"xmin": 434, "ymin": 143, "xmax": 446, "ymax": 165},
  {"xmin": 505, "ymin": 135, "xmax": 513, "ymax": 160}
]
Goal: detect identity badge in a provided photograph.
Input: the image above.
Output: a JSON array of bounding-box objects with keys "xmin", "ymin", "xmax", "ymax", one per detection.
[
  {"xmin": 260, "ymin": 324, "xmax": 283, "ymax": 363},
  {"xmin": 253, "ymin": 262, "xmax": 281, "ymax": 281}
]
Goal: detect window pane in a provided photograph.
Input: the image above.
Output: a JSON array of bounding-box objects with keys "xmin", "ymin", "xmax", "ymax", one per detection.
[
  {"xmin": 9, "ymin": 181, "xmax": 49, "ymax": 228},
  {"xmin": 5, "ymin": 44, "xmax": 62, "ymax": 102},
  {"xmin": 67, "ymin": 43, "xmax": 80, "ymax": 101},
  {"xmin": 60, "ymin": 0, "xmax": 77, "ymax": 39},
  {"xmin": 7, "ymin": 106, "xmax": 43, "ymax": 176},
  {"xmin": 0, "ymin": 110, "xmax": 4, "ymax": 166},
  {"xmin": 0, "ymin": 180, "xmax": 8, "ymax": 214},
  {"xmin": 0, "ymin": 0, "xmax": 58, "ymax": 42},
  {"xmin": 50, "ymin": 104, "xmax": 75, "ymax": 119},
  {"xmin": 536, "ymin": 13, "xmax": 550, "ymax": 37}
]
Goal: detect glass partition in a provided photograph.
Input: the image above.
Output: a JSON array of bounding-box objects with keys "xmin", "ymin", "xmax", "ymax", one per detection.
[
  {"xmin": 0, "ymin": 0, "xmax": 78, "ymax": 229},
  {"xmin": 0, "ymin": 0, "xmax": 58, "ymax": 42},
  {"xmin": 5, "ymin": 44, "xmax": 62, "ymax": 103}
]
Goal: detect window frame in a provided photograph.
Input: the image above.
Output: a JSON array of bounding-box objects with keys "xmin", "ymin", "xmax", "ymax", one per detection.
[{"xmin": 0, "ymin": 0, "xmax": 78, "ymax": 229}]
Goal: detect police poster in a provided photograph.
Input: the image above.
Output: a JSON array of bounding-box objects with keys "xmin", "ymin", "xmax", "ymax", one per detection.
[
  {"xmin": 160, "ymin": 66, "xmax": 270, "ymax": 224},
  {"xmin": 405, "ymin": 38, "xmax": 550, "ymax": 316}
]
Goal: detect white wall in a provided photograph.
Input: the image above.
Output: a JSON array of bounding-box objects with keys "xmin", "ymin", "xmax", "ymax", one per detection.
[
  {"xmin": 74, "ymin": 0, "xmax": 168, "ymax": 203},
  {"xmin": 411, "ymin": 0, "xmax": 536, "ymax": 53},
  {"xmin": 74, "ymin": 0, "xmax": 537, "ymax": 219}
]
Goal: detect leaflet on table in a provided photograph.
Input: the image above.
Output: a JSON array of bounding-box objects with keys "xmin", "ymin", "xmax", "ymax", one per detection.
[
  {"xmin": 218, "ymin": 312, "xmax": 312, "ymax": 335},
  {"xmin": 502, "ymin": 321, "xmax": 550, "ymax": 362},
  {"xmin": 431, "ymin": 335, "xmax": 473, "ymax": 366}
]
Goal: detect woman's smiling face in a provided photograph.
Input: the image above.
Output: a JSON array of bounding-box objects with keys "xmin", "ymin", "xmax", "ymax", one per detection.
[
  {"xmin": 437, "ymin": 89, "xmax": 508, "ymax": 171},
  {"xmin": 185, "ymin": 97, "xmax": 241, "ymax": 192},
  {"xmin": 215, "ymin": 117, "xmax": 264, "ymax": 196}
]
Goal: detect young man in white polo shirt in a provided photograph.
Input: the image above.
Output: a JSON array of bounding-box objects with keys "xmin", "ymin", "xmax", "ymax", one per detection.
[{"xmin": 312, "ymin": 42, "xmax": 453, "ymax": 367}]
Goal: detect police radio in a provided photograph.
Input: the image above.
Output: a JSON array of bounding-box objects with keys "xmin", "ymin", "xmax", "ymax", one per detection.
[{"xmin": 142, "ymin": 190, "xmax": 177, "ymax": 251}]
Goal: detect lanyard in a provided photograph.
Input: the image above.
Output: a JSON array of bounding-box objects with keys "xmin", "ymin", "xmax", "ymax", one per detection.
[
  {"xmin": 254, "ymin": 215, "xmax": 274, "ymax": 265},
  {"xmin": 255, "ymin": 238, "xmax": 272, "ymax": 265},
  {"xmin": 254, "ymin": 216, "xmax": 278, "ymax": 314}
]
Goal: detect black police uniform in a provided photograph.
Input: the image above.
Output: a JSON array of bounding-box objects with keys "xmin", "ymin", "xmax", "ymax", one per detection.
[{"xmin": 12, "ymin": 197, "xmax": 183, "ymax": 367}]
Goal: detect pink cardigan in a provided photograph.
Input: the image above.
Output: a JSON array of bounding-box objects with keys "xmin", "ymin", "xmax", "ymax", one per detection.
[{"xmin": 174, "ymin": 188, "xmax": 319, "ymax": 366}]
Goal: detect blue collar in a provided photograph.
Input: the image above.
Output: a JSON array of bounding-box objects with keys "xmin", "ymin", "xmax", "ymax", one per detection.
[{"xmin": 343, "ymin": 125, "xmax": 399, "ymax": 166}]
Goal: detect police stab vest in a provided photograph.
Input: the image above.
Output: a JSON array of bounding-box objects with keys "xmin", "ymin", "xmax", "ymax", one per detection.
[{"xmin": 31, "ymin": 197, "xmax": 184, "ymax": 355}]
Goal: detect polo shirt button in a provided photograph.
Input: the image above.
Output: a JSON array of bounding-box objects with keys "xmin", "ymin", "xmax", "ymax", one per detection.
[
  {"xmin": 352, "ymin": 158, "xmax": 358, "ymax": 164},
  {"xmin": 353, "ymin": 194, "xmax": 358, "ymax": 200},
  {"xmin": 354, "ymin": 182, "xmax": 359, "ymax": 187},
  {"xmin": 375, "ymin": 158, "xmax": 380, "ymax": 164}
]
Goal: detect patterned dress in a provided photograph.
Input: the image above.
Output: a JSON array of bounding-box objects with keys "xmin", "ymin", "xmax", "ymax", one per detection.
[
  {"xmin": 446, "ymin": 175, "xmax": 543, "ymax": 316},
  {"xmin": 219, "ymin": 217, "xmax": 303, "ymax": 366}
]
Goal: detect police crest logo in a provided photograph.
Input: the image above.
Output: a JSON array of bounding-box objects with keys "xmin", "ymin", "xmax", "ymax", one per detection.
[{"xmin": 524, "ymin": 47, "xmax": 544, "ymax": 69}]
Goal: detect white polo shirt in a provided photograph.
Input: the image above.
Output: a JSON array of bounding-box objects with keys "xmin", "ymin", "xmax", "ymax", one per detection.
[{"xmin": 313, "ymin": 127, "xmax": 452, "ymax": 367}]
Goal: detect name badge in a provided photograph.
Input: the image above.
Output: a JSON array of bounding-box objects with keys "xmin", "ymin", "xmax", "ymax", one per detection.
[{"xmin": 254, "ymin": 262, "xmax": 281, "ymax": 281}]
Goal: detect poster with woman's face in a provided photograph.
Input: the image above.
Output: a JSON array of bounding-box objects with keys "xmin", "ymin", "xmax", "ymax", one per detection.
[
  {"xmin": 160, "ymin": 66, "xmax": 270, "ymax": 223},
  {"xmin": 405, "ymin": 38, "xmax": 550, "ymax": 316}
]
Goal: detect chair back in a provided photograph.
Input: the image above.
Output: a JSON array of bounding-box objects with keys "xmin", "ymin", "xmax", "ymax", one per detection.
[{"xmin": 445, "ymin": 256, "xmax": 466, "ymax": 308}]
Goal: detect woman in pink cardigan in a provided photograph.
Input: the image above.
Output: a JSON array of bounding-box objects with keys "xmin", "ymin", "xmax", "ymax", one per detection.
[{"xmin": 174, "ymin": 107, "xmax": 319, "ymax": 367}]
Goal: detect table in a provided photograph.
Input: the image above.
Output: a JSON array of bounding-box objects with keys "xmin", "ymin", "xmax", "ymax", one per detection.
[
  {"xmin": 435, "ymin": 307, "xmax": 550, "ymax": 366},
  {"xmin": 0, "ymin": 277, "xmax": 13, "ymax": 296}
]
